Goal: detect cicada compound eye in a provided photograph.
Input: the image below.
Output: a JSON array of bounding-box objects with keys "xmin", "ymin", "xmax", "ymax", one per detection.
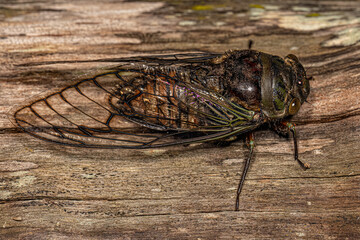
[{"xmin": 288, "ymin": 98, "xmax": 301, "ymax": 115}]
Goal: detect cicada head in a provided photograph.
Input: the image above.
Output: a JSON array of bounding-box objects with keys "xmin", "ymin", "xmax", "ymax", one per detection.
[{"xmin": 260, "ymin": 52, "xmax": 311, "ymax": 119}]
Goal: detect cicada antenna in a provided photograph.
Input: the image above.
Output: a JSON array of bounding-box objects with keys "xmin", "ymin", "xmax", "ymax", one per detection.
[{"xmin": 304, "ymin": 99, "xmax": 315, "ymax": 107}]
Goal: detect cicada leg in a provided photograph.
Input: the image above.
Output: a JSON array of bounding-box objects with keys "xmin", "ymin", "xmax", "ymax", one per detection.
[
  {"xmin": 235, "ymin": 132, "xmax": 255, "ymax": 211},
  {"xmin": 274, "ymin": 122, "xmax": 311, "ymax": 170},
  {"xmin": 285, "ymin": 122, "xmax": 311, "ymax": 170}
]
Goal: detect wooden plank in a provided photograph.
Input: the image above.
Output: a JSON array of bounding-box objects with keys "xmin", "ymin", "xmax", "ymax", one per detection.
[{"xmin": 1, "ymin": 0, "xmax": 359, "ymax": 239}]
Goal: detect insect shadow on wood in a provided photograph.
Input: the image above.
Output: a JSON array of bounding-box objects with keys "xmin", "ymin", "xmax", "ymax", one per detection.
[{"xmin": 14, "ymin": 41, "xmax": 312, "ymax": 211}]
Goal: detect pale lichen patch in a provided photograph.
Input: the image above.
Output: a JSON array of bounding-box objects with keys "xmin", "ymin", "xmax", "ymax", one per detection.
[
  {"xmin": 0, "ymin": 190, "xmax": 13, "ymax": 200},
  {"xmin": 11, "ymin": 175, "xmax": 36, "ymax": 188},
  {"xmin": 322, "ymin": 27, "xmax": 360, "ymax": 47},
  {"xmin": 278, "ymin": 14, "xmax": 360, "ymax": 31},
  {"xmin": 178, "ymin": 20, "xmax": 197, "ymax": 26}
]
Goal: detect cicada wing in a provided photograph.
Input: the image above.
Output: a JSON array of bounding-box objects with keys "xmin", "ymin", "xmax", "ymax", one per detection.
[
  {"xmin": 114, "ymin": 52, "xmax": 222, "ymax": 66},
  {"xmin": 14, "ymin": 66, "xmax": 263, "ymax": 149}
]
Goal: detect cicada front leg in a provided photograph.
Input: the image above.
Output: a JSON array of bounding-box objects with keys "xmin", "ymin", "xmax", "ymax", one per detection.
[{"xmin": 274, "ymin": 122, "xmax": 310, "ymax": 170}]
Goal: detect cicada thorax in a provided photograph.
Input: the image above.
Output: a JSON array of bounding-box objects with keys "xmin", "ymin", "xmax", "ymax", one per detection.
[
  {"xmin": 212, "ymin": 50, "xmax": 263, "ymax": 111},
  {"xmin": 214, "ymin": 50, "xmax": 309, "ymax": 120}
]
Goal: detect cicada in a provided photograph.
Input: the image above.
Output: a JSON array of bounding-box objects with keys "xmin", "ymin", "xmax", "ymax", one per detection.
[{"xmin": 14, "ymin": 49, "xmax": 312, "ymax": 211}]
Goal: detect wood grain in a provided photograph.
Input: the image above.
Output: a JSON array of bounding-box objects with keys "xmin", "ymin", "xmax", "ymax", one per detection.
[{"xmin": 1, "ymin": 0, "xmax": 359, "ymax": 239}]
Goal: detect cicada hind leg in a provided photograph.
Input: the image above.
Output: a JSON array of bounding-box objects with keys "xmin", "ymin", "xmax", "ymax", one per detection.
[{"xmin": 235, "ymin": 132, "xmax": 255, "ymax": 211}]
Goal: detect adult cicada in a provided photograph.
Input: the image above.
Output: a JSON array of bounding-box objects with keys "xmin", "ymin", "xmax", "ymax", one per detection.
[{"xmin": 14, "ymin": 49, "xmax": 312, "ymax": 211}]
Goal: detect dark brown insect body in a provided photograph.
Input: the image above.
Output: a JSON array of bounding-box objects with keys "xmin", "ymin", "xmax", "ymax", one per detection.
[{"xmin": 14, "ymin": 49, "xmax": 312, "ymax": 210}]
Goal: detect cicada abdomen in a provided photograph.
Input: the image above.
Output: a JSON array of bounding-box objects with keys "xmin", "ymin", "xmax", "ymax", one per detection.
[
  {"xmin": 109, "ymin": 67, "xmax": 256, "ymax": 132},
  {"xmin": 14, "ymin": 49, "xmax": 312, "ymax": 210}
]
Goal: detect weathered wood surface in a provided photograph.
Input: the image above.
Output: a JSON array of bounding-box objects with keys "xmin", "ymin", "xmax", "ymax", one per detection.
[{"xmin": 1, "ymin": 0, "xmax": 359, "ymax": 239}]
